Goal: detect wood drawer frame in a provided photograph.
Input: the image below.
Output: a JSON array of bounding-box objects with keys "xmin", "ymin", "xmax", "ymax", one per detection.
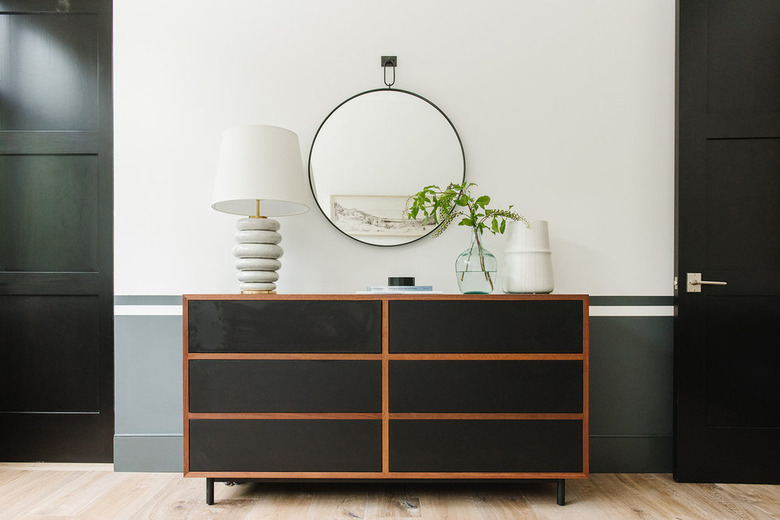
[{"xmin": 183, "ymin": 294, "xmax": 589, "ymax": 504}]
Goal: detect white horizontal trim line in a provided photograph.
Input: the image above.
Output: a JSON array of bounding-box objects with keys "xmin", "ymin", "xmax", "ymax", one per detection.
[
  {"xmin": 114, "ymin": 433, "xmax": 182, "ymax": 438},
  {"xmin": 589, "ymin": 306, "xmax": 674, "ymax": 317},
  {"xmin": 114, "ymin": 305, "xmax": 182, "ymax": 316},
  {"xmin": 0, "ymin": 411, "xmax": 99, "ymax": 415},
  {"xmin": 590, "ymin": 434, "xmax": 673, "ymax": 439},
  {"xmin": 113, "ymin": 302, "xmax": 674, "ymax": 317}
]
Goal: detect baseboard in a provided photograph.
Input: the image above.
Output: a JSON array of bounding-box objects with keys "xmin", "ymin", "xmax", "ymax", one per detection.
[
  {"xmin": 590, "ymin": 436, "xmax": 673, "ymax": 473},
  {"xmin": 112, "ymin": 434, "xmax": 672, "ymax": 473},
  {"xmin": 113, "ymin": 435, "xmax": 182, "ymax": 473}
]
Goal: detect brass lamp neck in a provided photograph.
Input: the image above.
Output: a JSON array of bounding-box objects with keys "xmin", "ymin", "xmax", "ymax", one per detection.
[{"xmin": 249, "ymin": 199, "xmax": 267, "ymax": 218}]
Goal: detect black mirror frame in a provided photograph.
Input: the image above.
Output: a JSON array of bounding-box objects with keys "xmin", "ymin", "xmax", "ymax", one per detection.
[{"xmin": 308, "ymin": 87, "xmax": 466, "ymax": 247}]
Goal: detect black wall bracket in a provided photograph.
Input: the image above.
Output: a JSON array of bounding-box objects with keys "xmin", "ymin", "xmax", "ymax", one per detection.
[
  {"xmin": 381, "ymin": 56, "xmax": 397, "ymax": 87},
  {"xmin": 381, "ymin": 56, "xmax": 397, "ymax": 67}
]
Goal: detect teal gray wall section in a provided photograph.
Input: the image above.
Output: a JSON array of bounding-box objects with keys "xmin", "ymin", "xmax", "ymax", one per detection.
[
  {"xmin": 114, "ymin": 296, "xmax": 673, "ymax": 473},
  {"xmin": 589, "ymin": 316, "xmax": 673, "ymax": 472},
  {"xmin": 114, "ymin": 314, "xmax": 182, "ymax": 472}
]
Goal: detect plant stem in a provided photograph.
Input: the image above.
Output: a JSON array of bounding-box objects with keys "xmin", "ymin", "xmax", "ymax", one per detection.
[
  {"xmin": 471, "ymin": 229, "xmax": 494, "ymax": 291},
  {"xmin": 460, "ymin": 229, "xmax": 494, "ymax": 292},
  {"xmin": 460, "ymin": 234, "xmax": 473, "ymax": 282}
]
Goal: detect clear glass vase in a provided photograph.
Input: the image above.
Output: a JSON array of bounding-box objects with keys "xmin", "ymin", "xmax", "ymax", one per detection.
[{"xmin": 456, "ymin": 231, "xmax": 498, "ymax": 294}]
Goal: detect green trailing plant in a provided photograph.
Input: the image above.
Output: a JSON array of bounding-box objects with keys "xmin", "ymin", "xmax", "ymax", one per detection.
[{"xmin": 405, "ymin": 182, "xmax": 528, "ymax": 291}]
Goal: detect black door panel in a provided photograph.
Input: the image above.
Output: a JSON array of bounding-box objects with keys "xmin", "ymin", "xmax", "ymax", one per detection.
[
  {"xmin": 0, "ymin": 0, "xmax": 113, "ymax": 462},
  {"xmin": 675, "ymin": 0, "xmax": 780, "ymax": 483}
]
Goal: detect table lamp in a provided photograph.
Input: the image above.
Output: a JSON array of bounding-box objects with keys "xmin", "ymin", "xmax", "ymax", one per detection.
[{"xmin": 212, "ymin": 125, "xmax": 309, "ymax": 294}]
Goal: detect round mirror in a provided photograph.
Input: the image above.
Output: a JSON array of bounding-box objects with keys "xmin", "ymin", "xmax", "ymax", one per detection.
[{"xmin": 308, "ymin": 88, "xmax": 465, "ymax": 246}]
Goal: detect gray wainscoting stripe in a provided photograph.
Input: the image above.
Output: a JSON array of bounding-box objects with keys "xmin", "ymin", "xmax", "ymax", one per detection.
[
  {"xmin": 114, "ymin": 305, "xmax": 182, "ymax": 316},
  {"xmin": 114, "ymin": 295, "xmax": 183, "ymax": 305},
  {"xmin": 589, "ymin": 306, "xmax": 673, "ymax": 316},
  {"xmin": 113, "ymin": 295, "xmax": 676, "ymax": 316},
  {"xmin": 112, "ymin": 295, "xmax": 675, "ymax": 473},
  {"xmin": 590, "ymin": 296, "xmax": 674, "ymax": 306},
  {"xmin": 114, "ymin": 433, "xmax": 181, "ymax": 438},
  {"xmin": 115, "ymin": 316, "xmax": 183, "ymax": 436},
  {"xmin": 588, "ymin": 315, "xmax": 673, "ymax": 472},
  {"xmin": 115, "ymin": 295, "xmax": 675, "ymax": 306}
]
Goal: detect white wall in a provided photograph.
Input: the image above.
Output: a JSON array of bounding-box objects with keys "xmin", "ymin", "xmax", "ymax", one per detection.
[{"xmin": 113, "ymin": 0, "xmax": 675, "ymax": 296}]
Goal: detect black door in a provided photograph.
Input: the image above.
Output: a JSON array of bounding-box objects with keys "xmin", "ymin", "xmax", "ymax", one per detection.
[
  {"xmin": 675, "ymin": 0, "xmax": 780, "ymax": 482},
  {"xmin": 0, "ymin": 0, "xmax": 113, "ymax": 462}
]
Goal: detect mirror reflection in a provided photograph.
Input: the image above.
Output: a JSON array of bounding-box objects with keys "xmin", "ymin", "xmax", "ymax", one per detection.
[{"xmin": 309, "ymin": 88, "xmax": 465, "ymax": 246}]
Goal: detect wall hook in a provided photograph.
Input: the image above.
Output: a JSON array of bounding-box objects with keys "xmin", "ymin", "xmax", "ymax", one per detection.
[{"xmin": 381, "ymin": 55, "xmax": 397, "ymax": 87}]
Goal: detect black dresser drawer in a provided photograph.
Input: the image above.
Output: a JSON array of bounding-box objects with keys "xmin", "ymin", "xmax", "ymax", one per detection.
[
  {"xmin": 389, "ymin": 361, "xmax": 583, "ymax": 413},
  {"xmin": 184, "ymin": 294, "xmax": 590, "ymax": 495},
  {"xmin": 189, "ymin": 360, "xmax": 382, "ymax": 413},
  {"xmin": 389, "ymin": 420, "xmax": 583, "ymax": 473},
  {"xmin": 190, "ymin": 419, "xmax": 382, "ymax": 472},
  {"xmin": 388, "ymin": 300, "xmax": 583, "ymax": 353},
  {"xmin": 187, "ymin": 300, "xmax": 382, "ymax": 353}
]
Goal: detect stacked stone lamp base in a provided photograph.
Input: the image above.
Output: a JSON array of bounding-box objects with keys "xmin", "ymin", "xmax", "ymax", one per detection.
[{"xmin": 234, "ymin": 217, "xmax": 283, "ymax": 293}]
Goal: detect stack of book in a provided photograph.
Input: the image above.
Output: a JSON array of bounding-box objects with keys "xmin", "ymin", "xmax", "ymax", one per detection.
[{"xmin": 358, "ymin": 285, "xmax": 442, "ymax": 294}]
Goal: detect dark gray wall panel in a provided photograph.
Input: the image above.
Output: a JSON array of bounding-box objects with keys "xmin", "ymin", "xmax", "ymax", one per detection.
[
  {"xmin": 589, "ymin": 317, "xmax": 673, "ymax": 436},
  {"xmin": 590, "ymin": 436, "xmax": 673, "ymax": 473},
  {"xmin": 590, "ymin": 315, "xmax": 674, "ymax": 473}
]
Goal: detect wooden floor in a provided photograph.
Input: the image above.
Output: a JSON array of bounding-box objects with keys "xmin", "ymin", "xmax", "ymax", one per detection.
[{"xmin": 1, "ymin": 464, "xmax": 779, "ymax": 519}]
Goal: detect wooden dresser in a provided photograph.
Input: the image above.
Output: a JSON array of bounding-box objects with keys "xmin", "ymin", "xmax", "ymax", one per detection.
[{"xmin": 183, "ymin": 294, "xmax": 589, "ymax": 505}]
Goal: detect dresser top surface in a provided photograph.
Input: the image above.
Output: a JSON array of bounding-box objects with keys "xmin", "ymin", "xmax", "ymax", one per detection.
[{"xmin": 183, "ymin": 294, "xmax": 589, "ymax": 303}]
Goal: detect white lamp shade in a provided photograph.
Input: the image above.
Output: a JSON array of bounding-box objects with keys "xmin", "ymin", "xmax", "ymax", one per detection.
[{"xmin": 212, "ymin": 125, "xmax": 310, "ymax": 217}]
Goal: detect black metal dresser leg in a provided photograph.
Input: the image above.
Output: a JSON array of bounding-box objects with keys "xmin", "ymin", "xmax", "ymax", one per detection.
[
  {"xmin": 206, "ymin": 478, "xmax": 215, "ymax": 505},
  {"xmin": 557, "ymin": 479, "xmax": 565, "ymax": 505}
]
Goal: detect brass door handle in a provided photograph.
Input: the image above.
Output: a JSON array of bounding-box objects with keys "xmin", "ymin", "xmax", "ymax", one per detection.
[{"xmin": 687, "ymin": 273, "xmax": 727, "ymax": 292}]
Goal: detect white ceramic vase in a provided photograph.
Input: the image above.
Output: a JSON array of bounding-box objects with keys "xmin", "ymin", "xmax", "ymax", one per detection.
[{"xmin": 501, "ymin": 220, "xmax": 554, "ymax": 294}]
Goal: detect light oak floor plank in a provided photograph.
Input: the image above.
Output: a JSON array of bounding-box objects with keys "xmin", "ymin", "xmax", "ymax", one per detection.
[
  {"xmin": 27, "ymin": 470, "xmax": 128, "ymax": 516},
  {"xmin": 241, "ymin": 483, "xmax": 315, "ymax": 520},
  {"xmin": 0, "ymin": 463, "xmax": 112, "ymax": 472},
  {"xmin": 74, "ymin": 473, "xmax": 180, "ymax": 520},
  {"xmin": 1, "ymin": 469, "xmax": 78, "ymax": 520},
  {"xmin": 304, "ymin": 485, "xmax": 368, "ymax": 520},
  {"xmin": 363, "ymin": 485, "xmax": 422, "ymax": 518},
  {"xmin": 1, "ymin": 466, "xmax": 779, "ymax": 520}
]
